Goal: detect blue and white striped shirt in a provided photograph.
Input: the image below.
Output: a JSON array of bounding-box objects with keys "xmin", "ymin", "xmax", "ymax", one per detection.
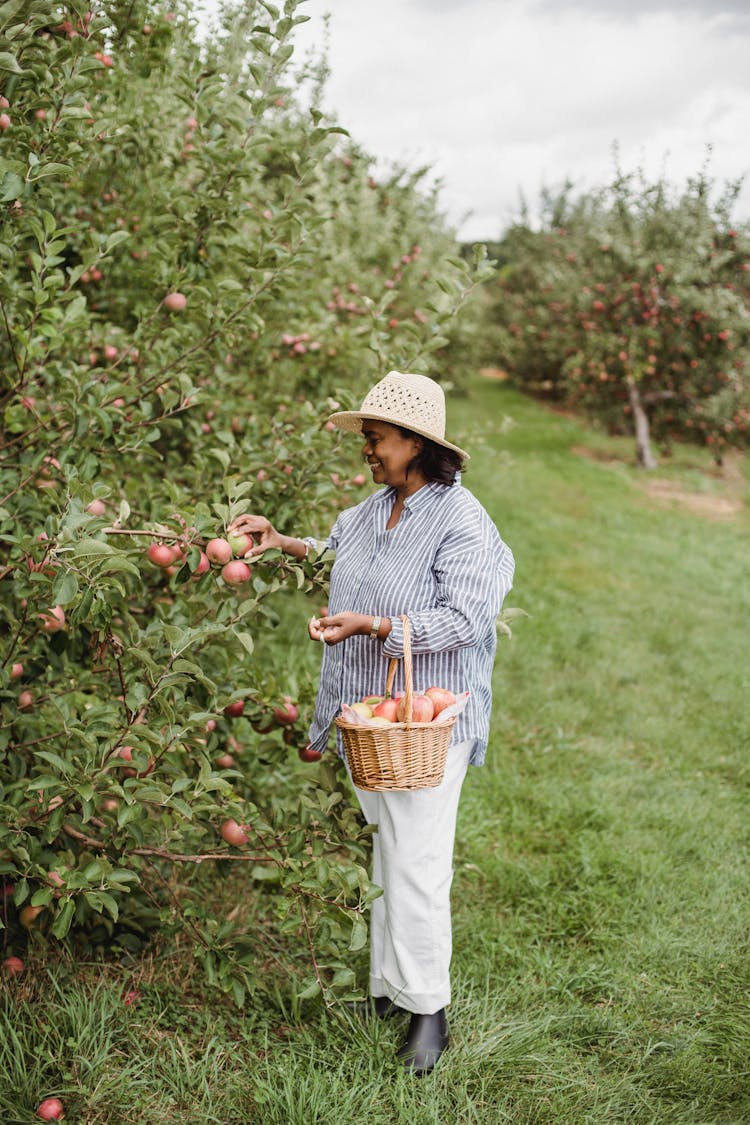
[{"xmin": 306, "ymin": 481, "xmax": 515, "ymax": 766}]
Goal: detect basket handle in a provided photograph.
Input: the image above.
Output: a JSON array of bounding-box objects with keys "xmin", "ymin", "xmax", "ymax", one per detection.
[{"xmin": 384, "ymin": 615, "xmax": 413, "ymax": 722}]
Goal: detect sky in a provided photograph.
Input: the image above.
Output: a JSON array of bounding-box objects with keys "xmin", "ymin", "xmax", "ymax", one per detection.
[{"xmin": 196, "ymin": 0, "xmax": 750, "ymax": 241}]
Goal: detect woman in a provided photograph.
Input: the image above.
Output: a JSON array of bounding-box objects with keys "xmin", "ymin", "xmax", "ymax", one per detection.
[{"xmin": 229, "ymin": 371, "xmax": 514, "ymax": 1075}]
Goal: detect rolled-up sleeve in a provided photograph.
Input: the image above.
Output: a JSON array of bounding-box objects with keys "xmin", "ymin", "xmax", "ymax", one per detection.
[{"xmin": 302, "ymin": 514, "xmax": 342, "ymax": 556}]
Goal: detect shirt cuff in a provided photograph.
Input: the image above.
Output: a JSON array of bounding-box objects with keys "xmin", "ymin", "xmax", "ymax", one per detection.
[
  {"xmin": 301, "ymin": 536, "xmax": 322, "ymax": 557},
  {"xmin": 381, "ymin": 616, "xmax": 404, "ymax": 657}
]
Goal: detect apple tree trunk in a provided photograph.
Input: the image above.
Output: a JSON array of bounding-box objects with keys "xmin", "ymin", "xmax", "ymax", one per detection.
[{"xmin": 626, "ymin": 375, "xmax": 658, "ymax": 469}]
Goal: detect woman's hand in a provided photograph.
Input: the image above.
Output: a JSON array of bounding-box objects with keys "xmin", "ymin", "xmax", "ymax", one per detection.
[
  {"xmin": 308, "ymin": 612, "xmax": 383, "ymax": 645},
  {"xmin": 226, "ymin": 514, "xmax": 283, "ymax": 559}
]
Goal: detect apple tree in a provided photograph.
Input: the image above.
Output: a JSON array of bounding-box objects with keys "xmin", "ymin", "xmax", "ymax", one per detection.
[
  {"xmin": 0, "ymin": 0, "xmax": 492, "ymax": 1004},
  {"xmin": 489, "ymin": 168, "xmax": 750, "ymax": 466}
]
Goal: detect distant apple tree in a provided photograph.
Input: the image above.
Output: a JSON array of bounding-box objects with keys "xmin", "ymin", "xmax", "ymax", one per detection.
[{"xmin": 488, "ymin": 167, "xmax": 750, "ymax": 466}]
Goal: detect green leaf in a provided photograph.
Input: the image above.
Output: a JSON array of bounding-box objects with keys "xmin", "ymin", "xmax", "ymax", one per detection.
[
  {"xmin": 230, "ymin": 977, "xmax": 246, "ymax": 1007},
  {"xmin": 73, "ymin": 537, "xmax": 115, "ymax": 559},
  {"xmin": 331, "ymin": 967, "xmax": 356, "ymax": 989},
  {"xmin": 52, "ymin": 570, "xmax": 79, "ymax": 606},
  {"xmin": 0, "ymin": 171, "xmax": 24, "ymax": 202},
  {"xmin": 33, "ymin": 750, "xmax": 73, "ymax": 776},
  {"xmin": 297, "ymin": 978, "xmax": 322, "ymax": 1001},
  {"xmin": 209, "ymin": 449, "xmax": 231, "ymax": 471},
  {"xmin": 29, "ymin": 163, "xmax": 74, "ymax": 181},
  {"xmin": 172, "ymin": 659, "xmax": 204, "ymax": 676},
  {"xmin": 85, "ymin": 890, "xmax": 119, "ymax": 920},
  {"xmin": 106, "ymin": 230, "xmax": 130, "ymax": 251},
  {"xmin": 0, "ymin": 1, "xmax": 27, "ymax": 32},
  {"xmin": 117, "ymin": 803, "xmax": 139, "ymax": 828},
  {"xmin": 250, "ymin": 864, "xmax": 281, "ymax": 882},
  {"xmin": 348, "ymin": 914, "xmax": 368, "ymax": 952},
  {"xmin": 51, "ymin": 899, "xmax": 75, "ymax": 939},
  {"xmin": 0, "ymin": 51, "xmax": 23, "ymax": 74},
  {"xmin": 235, "ymin": 631, "xmax": 254, "ymax": 656},
  {"xmin": 169, "ymin": 797, "xmax": 194, "ymax": 819}
]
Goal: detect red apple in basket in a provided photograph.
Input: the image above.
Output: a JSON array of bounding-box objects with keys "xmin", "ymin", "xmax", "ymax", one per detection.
[
  {"xmin": 372, "ymin": 697, "xmax": 400, "ymax": 722},
  {"xmin": 424, "ymin": 686, "xmax": 457, "ymax": 718},
  {"xmin": 361, "ymin": 694, "xmax": 384, "ymax": 707},
  {"xmin": 396, "ymin": 694, "xmax": 434, "ymax": 723}
]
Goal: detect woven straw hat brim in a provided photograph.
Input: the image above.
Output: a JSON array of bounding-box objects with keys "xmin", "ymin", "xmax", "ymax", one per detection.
[{"xmin": 327, "ymin": 409, "xmax": 470, "ymax": 461}]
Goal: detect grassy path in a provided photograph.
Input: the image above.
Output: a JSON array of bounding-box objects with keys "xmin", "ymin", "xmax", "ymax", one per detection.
[
  {"xmin": 445, "ymin": 381, "xmax": 750, "ymax": 1122},
  {"xmin": 3, "ymin": 380, "xmax": 748, "ymax": 1123}
]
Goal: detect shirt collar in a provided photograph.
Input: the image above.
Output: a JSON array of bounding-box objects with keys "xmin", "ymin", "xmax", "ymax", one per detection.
[{"xmin": 374, "ymin": 482, "xmax": 450, "ymax": 512}]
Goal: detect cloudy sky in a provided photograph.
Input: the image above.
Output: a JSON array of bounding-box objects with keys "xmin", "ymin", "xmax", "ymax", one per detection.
[{"xmin": 198, "ymin": 0, "xmax": 750, "ymax": 241}]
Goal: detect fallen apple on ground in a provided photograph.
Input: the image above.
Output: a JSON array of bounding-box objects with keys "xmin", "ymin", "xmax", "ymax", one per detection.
[{"xmin": 36, "ymin": 1097, "xmax": 64, "ymax": 1120}]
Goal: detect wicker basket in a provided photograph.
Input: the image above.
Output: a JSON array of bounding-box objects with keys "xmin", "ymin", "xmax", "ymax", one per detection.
[{"xmin": 335, "ymin": 616, "xmax": 456, "ymax": 791}]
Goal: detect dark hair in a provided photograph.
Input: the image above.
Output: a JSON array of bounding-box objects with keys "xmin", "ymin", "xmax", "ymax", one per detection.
[{"xmin": 397, "ymin": 426, "xmax": 465, "ymax": 485}]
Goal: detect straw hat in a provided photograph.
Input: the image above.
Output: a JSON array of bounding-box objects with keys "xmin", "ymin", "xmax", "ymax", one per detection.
[{"xmin": 327, "ymin": 371, "xmax": 469, "ymax": 460}]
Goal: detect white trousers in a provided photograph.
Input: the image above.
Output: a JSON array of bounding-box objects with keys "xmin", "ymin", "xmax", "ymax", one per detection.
[{"xmin": 351, "ymin": 740, "xmax": 473, "ymax": 1015}]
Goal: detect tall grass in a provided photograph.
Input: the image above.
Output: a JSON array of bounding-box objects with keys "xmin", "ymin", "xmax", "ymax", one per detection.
[{"xmin": 2, "ymin": 381, "xmax": 748, "ymax": 1123}]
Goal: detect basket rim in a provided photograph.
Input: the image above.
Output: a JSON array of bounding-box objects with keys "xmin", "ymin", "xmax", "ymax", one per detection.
[{"xmin": 334, "ymin": 714, "xmax": 457, "ymax": 732}]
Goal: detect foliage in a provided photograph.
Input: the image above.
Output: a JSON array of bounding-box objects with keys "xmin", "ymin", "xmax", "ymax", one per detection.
[
  {"xmin": 0, "ymin": 0, "xmax": 493, "ymax": 1003},
  {"xmin": 487, "ymin": 165, "xmax": 750, "ymax": 465}
]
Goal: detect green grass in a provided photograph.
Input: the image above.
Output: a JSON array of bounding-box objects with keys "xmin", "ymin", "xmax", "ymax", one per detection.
[{"xmin": 3, "ymin": 381, "xmax": 749, "ymax": 1123}]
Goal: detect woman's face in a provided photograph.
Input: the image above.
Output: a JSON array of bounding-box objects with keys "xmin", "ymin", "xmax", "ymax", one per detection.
[{"xmin": 361, "ymin": 421, "xmax": 424, "ymax": 492}]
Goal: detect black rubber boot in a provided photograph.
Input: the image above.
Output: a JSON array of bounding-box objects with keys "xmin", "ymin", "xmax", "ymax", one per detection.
[
  {"xmin": 345, "ymin": 995, "xmax": 406, "ymax": 1020},
  {"xmin": 396, "ymin": 1009, "xmax": 449, "ymax": 1075}
]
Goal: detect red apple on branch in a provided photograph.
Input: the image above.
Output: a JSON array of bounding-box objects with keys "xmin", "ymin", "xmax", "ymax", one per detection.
[
  {"xmin": 205, "ymin": 537, "xmax": 232, "ymax": 564},
  {"xmin": 221, "ymin": 560, "xmax": 251, "ymax": 585},
  {"xmin": 147, "ymin": 542, "xmax": 177, "ymax": 568},
  {"xmin": 273, "ymin": 696, "xmax": 299, "ymax": 725},
  {"xmin": 214, "ymin": 753, "xmax": 237, "ymax": 769},
  {"xmin": 298, "ymin": 744, "xmax": 323, "ymax": 762},
  {"xmin": 227, "ymin": 532, "xmax": 253, "ymax": 557},
  {"xmin": 163, "ymin": 291, "xmax": 187, "ymax": 311},
  {"xmin": 39, "ymin": 605, "xmax": 66, "ymax": 632},
  {"xmin": 220, "ymin": 818, "xmax": 249, "ymax": 846}
]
